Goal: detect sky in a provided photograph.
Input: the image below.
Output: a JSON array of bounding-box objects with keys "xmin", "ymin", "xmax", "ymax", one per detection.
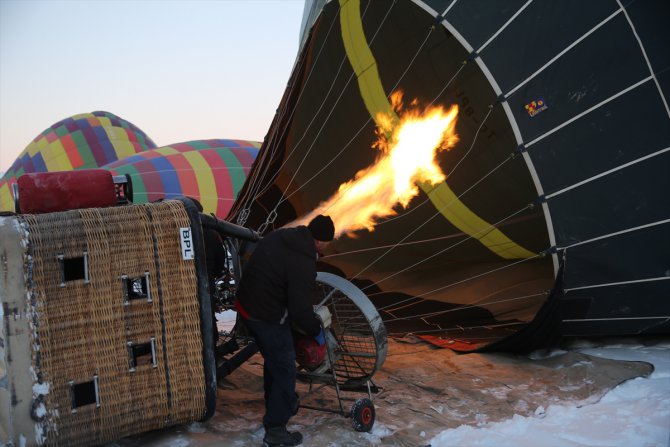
[{"xmin": 0, "ymin": 0, "xmax": 306, "ymax": 172}]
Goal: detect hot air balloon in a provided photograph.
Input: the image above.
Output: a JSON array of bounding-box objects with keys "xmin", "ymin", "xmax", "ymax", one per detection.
[
  {"xmin": 229, "ymin": 0, "xmax": 670, "ymax": 351},
  {"xmin": 0, "ymin": 111, "xmax": 156, "ymax": 211},
  {"xmin": 0, "ymin": 111, "xmax": 260, "ymax": 219},
  {"xmin": 104, "ymin": 139, "xmax": 260, "ymax": 218}
]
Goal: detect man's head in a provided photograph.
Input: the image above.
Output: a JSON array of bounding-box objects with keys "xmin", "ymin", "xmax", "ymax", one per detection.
[{"xmin": 308, "ymin": 215, "xmax": 335, "ymax": 251}]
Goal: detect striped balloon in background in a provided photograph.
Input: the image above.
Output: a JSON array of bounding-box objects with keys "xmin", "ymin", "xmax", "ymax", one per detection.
[
  {"xmin": 0, "ymin": 111, "xmax": 156, "ymax": 211},
  {"xmin": 103, "ymin": 140, "xmax": 260, "ymax": 218}
]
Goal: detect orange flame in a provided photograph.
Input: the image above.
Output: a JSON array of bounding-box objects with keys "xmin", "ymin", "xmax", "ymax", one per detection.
[{"xmin": 293, "ymin": 93, "xmax": 459, "ymax": 238}]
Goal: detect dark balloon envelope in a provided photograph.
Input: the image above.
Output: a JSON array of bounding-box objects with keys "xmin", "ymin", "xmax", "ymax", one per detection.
[{"xmin": 229, "ymin": 0, "xmax": 670, "ymax": 350}]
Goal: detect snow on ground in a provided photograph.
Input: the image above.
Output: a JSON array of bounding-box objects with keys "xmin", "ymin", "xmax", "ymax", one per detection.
[
  {"xmin": 430, "ymin": 338, "xmax": 670, "ymax": 447},
  {"xmin": 111, "ymin": 332, "xmax": 669, "ymax": 447}
]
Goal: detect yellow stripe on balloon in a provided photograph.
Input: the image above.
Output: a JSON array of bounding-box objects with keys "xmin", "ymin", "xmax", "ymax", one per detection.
[
  {"xmin": 113, "ymin": 140, "xmax": 141, "ymax": 161},
  {"xmin": 155, "ymin": 147, "xmax": 180, "ymax": 157},
  {"xmin": 97, "ymin": 116, "xmax": 112, "ymax": 128},
  {"xmin": 0, "ymin": 183, "xmax": 13, "ymax": 212},
  {"xmin": 104, "ymin": 127, "xmax": 135, "ymax": 161},
  {"xmin": 340, "ymin": 0, "xmax": 395, "ymax": 122},
  {"xmin": 182, "ymin": 150, "xmax": 217, "ymax": 212},
  {"xmin": 51, "ymin": 139, "xmax": 74, "ymax": 171},
  {"xmin": 104, "ymin": 126, "xmax": 125, "ymax": 141},
  {"xmin": 27, "ymin": 137, "xmax": 47, "ymax": 158},
  {"xmin": 40, "ymin": 139, "xmax": 63, "ymax": 172},
  {"xmin": 22, "ymin": 145, "xmax": 34, "ymax": 159},
  {"xmin": 339, "ymin": 0, "xmax": 534, "ymax": 259},
  {"xmin": 419, "ymin": 181, "xmax": 536, "ymax": 258}
]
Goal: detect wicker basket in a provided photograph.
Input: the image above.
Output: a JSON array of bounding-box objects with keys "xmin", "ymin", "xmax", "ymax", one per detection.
[{"xmin": 0, "ymin": 199, "xmax": 216, "ymax": 446}]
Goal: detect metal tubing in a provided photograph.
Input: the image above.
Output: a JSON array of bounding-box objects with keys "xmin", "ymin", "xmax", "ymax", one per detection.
[
  {"xmin": 216, "ymin": 342, "xmax": 259, "ymax": 378},
  {"xmin": 200, "ymin": 214, "xmax": 260, "ymax": 242}
]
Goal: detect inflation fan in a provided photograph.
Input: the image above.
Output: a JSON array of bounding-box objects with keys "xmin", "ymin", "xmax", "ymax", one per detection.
[
  {"xmin": 297, "ymin": 272, "xmax": 387, "ymax": 432},
  {"xmin": 215, "ymin": 270, "xmax": 387, "ymax": 432}
]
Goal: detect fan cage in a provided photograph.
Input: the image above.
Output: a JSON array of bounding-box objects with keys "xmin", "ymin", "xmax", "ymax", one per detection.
[{"xmin": 314, "ymin": 273, "xmax": 387, "ymax": 385}]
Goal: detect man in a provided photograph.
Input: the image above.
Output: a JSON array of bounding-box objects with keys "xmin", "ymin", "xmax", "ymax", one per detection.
[{"xmin": 235, "ymin": 215, "xmax": 335, "ymax": 447}]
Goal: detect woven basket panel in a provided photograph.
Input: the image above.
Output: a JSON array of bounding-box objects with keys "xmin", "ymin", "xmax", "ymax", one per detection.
[
  {"xmin": 24, "ymin": 200, "xmax": 206, "ymax": 446},
  {"xmin": 147, "ymin": 201, "xmax": 207, "ymax": 422}
]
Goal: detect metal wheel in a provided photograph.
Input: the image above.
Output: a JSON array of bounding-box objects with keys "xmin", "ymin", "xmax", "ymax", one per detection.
[{"xmin": 350, "ymin": 398, "xmax": 375, "ymax": 432}]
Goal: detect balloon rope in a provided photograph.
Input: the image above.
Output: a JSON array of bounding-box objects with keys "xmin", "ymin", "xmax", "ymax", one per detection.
[
  {"xmin": 340, "ymin": 291, "xmax": 548, "ymax": 328},
  {"xmin": 387, "ymin": 321, "xmax": 526, "ymax": 337},
  {"xmin": 476, "ymin": 0, "xmax": 534, "ymax": 54},
  {"xmin": 446, "ymin": 106, "xmax": 493, "ymax": 178},
  {"xmin": 322, "ymin": 231, "xmax": 470, "ymax": 258},
  {"xmin": 387, "ymin": 25, "xmax": 436, "ymax": 96},
  {"xmin": 249, "ymin": 0, "xmax": 380, "ymax": 227},
  {"xmin": 383, "ymin": 290, "xmax": 547, "ymax": 322},
  {"xmin": 279, "ymin": 21, "xmax": 441, "ymax": 213},
  {"xmin": 291, "ymin": 115, "xmax": 372, "ymax": 204},
  {"xmin": 245, "ymin": 6, "xmax": 351, "ymax": 212},
  {"xmin": 321, "ymin": 212, "xmax": 533, "ymax": 260},
  {"xmin": 428, "ymin": 62, "xmax": 467, "ymax": 107},
  {"xmin": 350, "ymin": 154, "xmax": 516, "ymax": 282},
  {"xmin": 267, "ymin": 0, "xmax": 397, "ymax": 225},
  {"xmin": 357, "ymin": 206, "xmax": 541, "ymax": 299},
  {"xmin": 249, "ymin": 0, "xmax": 381, "ymax": 209},
  {"xmin": 340, "ymin": 291, "xmax": 550, "ymax": 336},
  {"xmin": 504, "ymin": 8, "xmax": 622, "ymax": 100},
  {"xmin": 559, "ymin": 218, "xmax": 670, "ymax": 252},
  {"xmin": 616, "ymin": 0, "xmax": 670, "ymax": 118},
  {"xmin": 256, "ymin": 68, "xmax": 359, "ymax": 234},
  {"xmin": 545, "ymin": 145, "xmax": 670, "ymax": 200},
  {"xmin": 235, "ymin": 5, "xmax": 345, "ymax": 221},
  {"xmin": 249, "ymin": 1, "xmax": 381, "ymax": 233},
  {"xmin": 440, "ymin": 0, "xmax": 458, "ymax": 17}
]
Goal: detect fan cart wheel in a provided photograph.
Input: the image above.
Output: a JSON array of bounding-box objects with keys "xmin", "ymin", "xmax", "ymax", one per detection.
[{"xmin": 351, "ymin": 398, "xmax": 375, "ymax": 432}]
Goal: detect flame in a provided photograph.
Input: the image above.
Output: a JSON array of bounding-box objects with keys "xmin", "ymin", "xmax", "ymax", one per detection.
[{"xmin": 293, "ymin": 93, "xmax": 459, "ymax": 238}]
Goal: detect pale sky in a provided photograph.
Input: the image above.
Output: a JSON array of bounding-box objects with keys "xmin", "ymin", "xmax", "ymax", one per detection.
[{"xmin": 0, "ymin": 0, "xmax": 306, "ymax": 172}]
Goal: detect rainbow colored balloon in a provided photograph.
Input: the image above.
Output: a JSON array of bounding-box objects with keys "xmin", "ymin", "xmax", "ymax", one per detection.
[
  {"xmin": 0, "ymin": 111, "xmax": 157, "ymax": 211},
  {"xmin": 105, "ymin": 139, "xmax": 259, "ymax": 217},
  {"xmin": 0, "ymin": 112, "xmax": 260, "ymax": 218}
]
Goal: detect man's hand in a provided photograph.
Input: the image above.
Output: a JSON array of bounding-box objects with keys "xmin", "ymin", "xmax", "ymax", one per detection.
[
  {"xmin": 314, "ymin": 305, "xmax": 332, "ymax": 328},
  {"xmin": 314, "ymin": 328, "xmax": 326, "ymax": 346}
]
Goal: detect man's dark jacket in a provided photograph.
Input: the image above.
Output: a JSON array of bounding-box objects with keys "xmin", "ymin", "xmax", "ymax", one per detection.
[{"xmin": 237, "ymin": 226, "xmax": 321, "ymax": 336}]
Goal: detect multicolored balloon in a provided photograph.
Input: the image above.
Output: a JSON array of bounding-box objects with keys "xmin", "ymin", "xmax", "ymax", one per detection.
[
  {"xmin": 104, "ymin": 139, "xmax": 260, "ymax": 218},
  {"xmin": 0, "ymin": 111, "xmax": 156, "ymax": 211}
]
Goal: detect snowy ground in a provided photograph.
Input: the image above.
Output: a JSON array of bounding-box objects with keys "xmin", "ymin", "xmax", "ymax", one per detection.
[
  {"xmin": 110, "ymin": 319, "xmax": 669, "ymax": 447},
  {"xmin": 430, "ymin": 338, "xmax": 670, "ymax": 447}
]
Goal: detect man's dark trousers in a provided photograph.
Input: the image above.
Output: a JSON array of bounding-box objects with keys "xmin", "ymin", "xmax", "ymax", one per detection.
[{"xmin": 244, "ymin": 318, "xmax": 297, "ymax": 428}]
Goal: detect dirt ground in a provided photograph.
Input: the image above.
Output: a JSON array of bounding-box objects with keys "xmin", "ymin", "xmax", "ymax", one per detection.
[{"xmin": 112, "ymin": 337, "xmax": 653, "ymax": 447}]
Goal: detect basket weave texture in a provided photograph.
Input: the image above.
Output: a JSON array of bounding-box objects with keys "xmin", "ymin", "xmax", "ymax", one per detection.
[{"xmin": 24, "ymin": 200, "xmax": 206, "ymax": 446}]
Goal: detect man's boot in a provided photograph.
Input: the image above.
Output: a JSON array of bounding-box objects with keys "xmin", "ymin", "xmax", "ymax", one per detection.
[{"xmin": 263, "ymin": 426, "xmax": 303, "ymax": 446}]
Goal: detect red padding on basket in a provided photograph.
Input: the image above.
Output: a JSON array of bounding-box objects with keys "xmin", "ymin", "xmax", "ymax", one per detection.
[{"xmin": 18, "ymin": 169, "xmax": 117, "ymax": 214}]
